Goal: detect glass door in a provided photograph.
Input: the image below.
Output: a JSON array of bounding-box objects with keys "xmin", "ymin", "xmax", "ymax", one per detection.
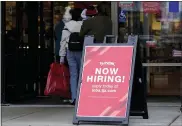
[
  {"xmin": 2, "ymin": 2, "xmax": 40, "ymax": 103},
  {"xmin": 38, "ymin": 1, "xmax": 54, "ymax": 96},
  {"xmin": 38, "ymin": 1, "xmax": 68, "ymax": 96},
  {"xmin": 3, "ymin": 1, "xmax": 20, "ymax": 103}
]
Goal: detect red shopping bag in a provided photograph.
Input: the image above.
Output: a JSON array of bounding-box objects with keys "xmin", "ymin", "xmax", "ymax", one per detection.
[{"xmin": 44, "ymin": 62, "xmax": 71, "ymax": 98}]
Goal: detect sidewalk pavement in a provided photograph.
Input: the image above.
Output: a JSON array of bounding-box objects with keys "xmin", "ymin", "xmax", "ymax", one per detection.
[{"xmin": 2, "ymin": 103, "xmax": 182, "ymax": 126}]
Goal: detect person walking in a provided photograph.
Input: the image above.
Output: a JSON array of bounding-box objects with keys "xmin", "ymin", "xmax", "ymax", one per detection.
[
  {"xmin": 80, "ymin": 2, "xmax": 112, "ymax": 43},
  {"xmin": 59, "ymin": 7, "xmax": 84, "ymax": 105}
]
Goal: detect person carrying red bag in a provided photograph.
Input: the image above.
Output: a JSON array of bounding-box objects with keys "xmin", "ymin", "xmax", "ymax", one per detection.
[
  {"xmin": 44, "ymin": 62, "xmax": 71, "ymax": 99},
  {"xmin": 59, "ymin": 6, "xmax": 98, "ymax": 105}
]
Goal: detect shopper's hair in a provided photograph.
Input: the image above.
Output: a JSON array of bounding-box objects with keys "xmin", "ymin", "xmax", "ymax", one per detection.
[
  {"xmin": 97, "ymin": 2, "xmax": 109, "ymax": 16},
  {"xmin": 69, "ymin": 8, "xmax": 82, "ymax": 21}
]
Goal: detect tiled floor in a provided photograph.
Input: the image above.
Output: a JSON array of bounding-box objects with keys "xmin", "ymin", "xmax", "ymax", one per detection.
[{"xmin": 2, "ymin": 103, "xmax": 182, "ymax": 126}]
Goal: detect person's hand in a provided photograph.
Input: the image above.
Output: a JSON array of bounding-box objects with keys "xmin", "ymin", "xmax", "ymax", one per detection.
[
  {"xmin": 60, "ymin": 56, "xmax": 65, "ymax": 64},
  {"xmin": 60, "ymin": 62, "xmax": 65, "ymax": 65}
]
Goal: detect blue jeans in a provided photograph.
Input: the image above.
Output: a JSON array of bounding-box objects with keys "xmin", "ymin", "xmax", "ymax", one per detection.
[{"xmin": 66, "ymin": 50, "xmax": 82, "ymax": 102}]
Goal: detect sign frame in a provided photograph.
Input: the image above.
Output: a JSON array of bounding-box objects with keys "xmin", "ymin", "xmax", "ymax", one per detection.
[{"xmin": 73, "ymin": 40, "xmax": 137, "ymax": 125}]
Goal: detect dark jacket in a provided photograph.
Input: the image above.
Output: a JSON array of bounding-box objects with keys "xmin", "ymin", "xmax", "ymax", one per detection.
[
  {"xmin": 54, "ymin": 20, "xmax": 65, "ymax": 56},
  {"xmin": 80, "ymin": 16, "xmax": 112, "ymax": 43}
]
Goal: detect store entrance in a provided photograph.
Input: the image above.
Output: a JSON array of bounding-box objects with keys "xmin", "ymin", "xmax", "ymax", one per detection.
[
  {"xmin": 2, "ymin": 1, "xmax": 57, "ymax": 104},
  {"xmin": 1, "ymin": 1, "xmax": 111, "ymax": 105}
]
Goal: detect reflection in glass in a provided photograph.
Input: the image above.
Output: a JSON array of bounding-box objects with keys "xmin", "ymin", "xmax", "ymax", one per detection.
[{"xmin": 118, "ymin": 2, "xmax": 182, "ymax": 96}]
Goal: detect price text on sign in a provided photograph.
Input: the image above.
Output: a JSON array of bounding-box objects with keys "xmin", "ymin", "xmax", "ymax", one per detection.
[{"xmin": 76, "ymin": 46, "xmax": 134, "ymax": 117}]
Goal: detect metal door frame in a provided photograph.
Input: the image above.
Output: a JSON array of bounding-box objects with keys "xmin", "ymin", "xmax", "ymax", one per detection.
[
  {"xmin": 111, "ymin": 2, "xmax": 118, "ymax": 36},
  {"xmin": 1, "ymin": 1, "xmax": 6, "ymax": 104},
  {"xmin": 143, "ymin": 63, "xmax": 182, "ymax": 67}
]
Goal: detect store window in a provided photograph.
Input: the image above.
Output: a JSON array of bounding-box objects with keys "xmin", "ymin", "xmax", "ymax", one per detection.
[
  {"xmin": 5, "ymin": 2, "xmax": 16, "ymax": 31},
  {"xmin": 118, "ymin": 1, "xmax": 182, "ymax": 96}
]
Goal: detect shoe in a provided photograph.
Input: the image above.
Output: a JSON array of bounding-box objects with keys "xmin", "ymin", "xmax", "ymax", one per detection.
[{"xmin": 70, "ymin": 100, "xmax": 76, "ymax": 106}]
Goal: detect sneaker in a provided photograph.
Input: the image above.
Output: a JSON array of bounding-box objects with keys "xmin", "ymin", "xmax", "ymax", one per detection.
[{"xmin": 70, "ymin": 100, "xmax": 76, "ymax": 106}]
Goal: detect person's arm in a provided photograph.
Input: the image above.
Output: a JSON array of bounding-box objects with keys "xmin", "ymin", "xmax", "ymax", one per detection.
[
  {"xmin": 59, "ymin": 29, "xmax": 70, "ymax": 63},
  {"xmin": 79, "ymin": 20, "xmax": 90, "ymax": 37}
]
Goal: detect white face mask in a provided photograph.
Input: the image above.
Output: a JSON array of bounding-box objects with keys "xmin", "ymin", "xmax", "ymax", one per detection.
[{"xmin": 81, "ymin": 9, "xmax": 87, "ymax": 20}]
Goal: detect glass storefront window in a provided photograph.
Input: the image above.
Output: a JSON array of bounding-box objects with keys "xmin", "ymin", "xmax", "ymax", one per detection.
[{"xmin": 118, "ymin": 1, "xmax": 182, "ymax": 96}]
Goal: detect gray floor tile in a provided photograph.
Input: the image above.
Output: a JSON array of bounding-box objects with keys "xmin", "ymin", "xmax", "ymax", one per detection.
[
  {"xmin": 171, "ymin": 114, "xmax": 182, "ymax": 126},
  {"xmin": 2, "ymin": 107, "xmax": 75, "ymax": 126},
  {"xmin": 2, "ymin": 107, "xmax": 45, "ymax": 122},
  {"xmin": 2, "ymin": 106, "xmax": 182, "ymax": 126}
]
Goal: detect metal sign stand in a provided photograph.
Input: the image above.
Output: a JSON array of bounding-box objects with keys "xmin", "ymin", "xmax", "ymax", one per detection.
[
  {"xmin": 128, "ymin": 35, "xmax": 149, "ymax": 119},
  {"xmin": 180, "ymin": 63, "xmax": 182, "ymax": 113}
]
